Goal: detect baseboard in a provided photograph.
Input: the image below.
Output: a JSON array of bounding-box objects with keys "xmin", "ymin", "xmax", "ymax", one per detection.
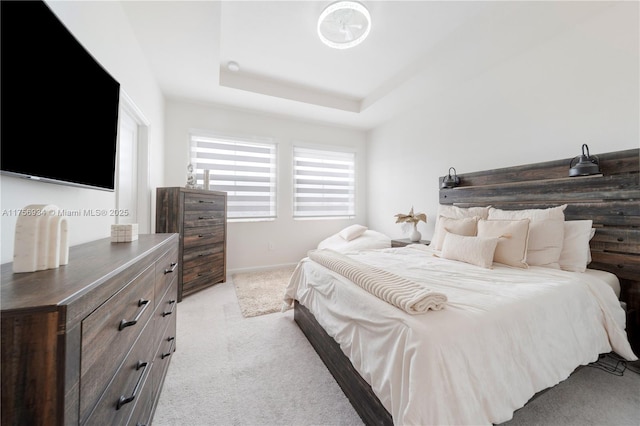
[{"xmin": 227, "ymin": 262, "xmax": 298, "ymax": 279}]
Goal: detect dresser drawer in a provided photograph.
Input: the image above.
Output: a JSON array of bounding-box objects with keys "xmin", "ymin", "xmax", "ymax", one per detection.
[
  {"xmin": 154, "ymin": 284, "xmax": 177, "ymax": 332},
  {"xmin": 183, "ymin": 193, "xmax": 225, "ymax": 229},
  {"xmin": 183, "ymin": 192, "xmax": 225, "ymax": 212},
  {"xmin": 183, "ymin": 249, "xmax": 224, "ymax": 280},
  {"xmin": 83, "ymin": 319, "xmax": 155, "ymax": 425},
  {"xmin": 152, "ymin": 309, "xmax": 177, "ymax": 401},
  {"xmin": 183, "ymin": 224, "xmax": 225, "ymax": 248},
  {"xmin": 183, "ymin": 210, "xmax": 225, "ymax": 228},
  {"xmin": 182, "ymin": 269, "xmax": 225, "ymax": 297},
  {"xmin": 154, "ymin": 245, "xmax": 179, "ymax": 308},
  {"xmin": 126, "ymin": 374, "xmax": 154, "ymax": 426},
  {"xmin": 80, "ymin": 265, "xmax": 155, "ymax": 422},
  {"xmin": 183, "ymin": 243, "xmax": 224, "ymax": 267}
]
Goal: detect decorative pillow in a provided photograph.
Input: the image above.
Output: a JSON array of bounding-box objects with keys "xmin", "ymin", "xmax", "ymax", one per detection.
[
  {"xmin": 477, "ymin": 219, "xmax": 530, "ymax": 268},
  {"xmin": 431, "ymin": 216, "xmax": 479, "ymax": 250},
  {"xmin": 318, "ymin": 230, "xmax": 391, "ymax": 252},
  {"xmin": 488, "ymin": 205, "xmax": 566, "ymax": 268},
  {"xmin": 440, "ymin": 232, "xmax": 499, "ymax": 269},
  {"xmin": 432, "ymin": 205, "xmax": 490, "ymax": 251},
  {"xmin": 559, "ymin": 220, "xmax": 594, "ymax": 272},
  {"xmin": 587, "ymin": 228, "xmax": 595, "ymax": 264},
  {"xmin": 437, "ymin": 205, "xmax": 491, "ymax": 220},
  {"xmin": 338, "ymin": 224, "xmax": 368, "ymax": 241}
]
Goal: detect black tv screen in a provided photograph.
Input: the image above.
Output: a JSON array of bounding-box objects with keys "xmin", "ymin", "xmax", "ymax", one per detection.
[{"xmin": 1, "ymin": 0, "xmax": 120, "ymax": 191}]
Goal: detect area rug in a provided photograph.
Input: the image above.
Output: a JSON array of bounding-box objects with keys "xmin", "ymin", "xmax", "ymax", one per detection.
[{"xmin": 232, "ymin": 266, "xmax": 296, "ymax": 318}]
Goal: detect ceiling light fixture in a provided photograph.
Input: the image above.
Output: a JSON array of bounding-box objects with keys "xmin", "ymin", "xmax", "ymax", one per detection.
[
  {"xmin": 317, "ymin": 1, "xmax": 371, "ymax": 50},
  {"xmin": 227, "ymin": 61, "xmax": 240, "ymax": 72}
]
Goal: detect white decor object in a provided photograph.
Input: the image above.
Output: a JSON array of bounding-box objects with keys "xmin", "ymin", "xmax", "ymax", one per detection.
[
  {"xmin": 317, "ymin": 1, "xmax": 371, "ymax": 49},
  {"xmin": 395, "ymin": 207, "xmax": 427, "ymax": 243},
  {"xmin": 186, "ymin": 163, "xmax": 197, "ymax": 188},
  {"xmin": 203, "ymin": 169, "xmax": 210, "ymax": 190},
  {"xmin": 13, "ymin": 204, "xmax": 69, "ymax": 273},
  {"xmin": 410, "ymin": 223, "xmax": 421, "ymax": 242},
  {"xmin": 111, "ymin": 223, "xmax": 139, "ymax": 243}
]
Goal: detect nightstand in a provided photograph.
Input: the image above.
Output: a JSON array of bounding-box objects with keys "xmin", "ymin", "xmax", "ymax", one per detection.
[{"xmin": 391, "ymin": 239, "xmax": 430, "ymax": 248}]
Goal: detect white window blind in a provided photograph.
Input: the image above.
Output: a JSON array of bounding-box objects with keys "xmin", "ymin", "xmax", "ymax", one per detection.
[
  {"xmin": 190, "ymin": 133, "xmax": 277, "ymax": 220},
  {"xmin": 293, "ymin": 146, "xmax": 355, "ymax": 218}
]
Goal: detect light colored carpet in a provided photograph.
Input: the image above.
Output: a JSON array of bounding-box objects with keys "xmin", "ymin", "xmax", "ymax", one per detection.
[
  {"xmin": 153, "ymin": 279, "xmax": 640, "ymax": 426},
  {"xmin": 232, "ymin": 266, "xmax": 296, "ymax": 318},
  {"xmin": 153, "ymin": 280, "xmax": 362, "ymax": 426}
]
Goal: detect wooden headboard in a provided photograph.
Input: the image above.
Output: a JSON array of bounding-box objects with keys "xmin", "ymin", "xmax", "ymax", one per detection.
[{"xmin": 439, "ymin": 148, "xmax": 639, "ymax": 352}]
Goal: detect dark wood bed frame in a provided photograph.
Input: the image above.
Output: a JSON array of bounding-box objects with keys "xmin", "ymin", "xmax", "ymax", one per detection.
[{"xmin": 294, "ymin": 148, "xmax": 639, "ymax": 425}]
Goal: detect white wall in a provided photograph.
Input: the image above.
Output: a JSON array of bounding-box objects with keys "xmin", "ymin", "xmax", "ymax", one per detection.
[
  {"xmin": 0, "ymin": 1, "xmax": 165, "ymax": 264},
  {"xmin": 367, "ymin": 2, "xmax": 639, "ymax": 242},
  {"xmin": 164, "ymin": 101, "xmax": 367, "ymax": 272}
]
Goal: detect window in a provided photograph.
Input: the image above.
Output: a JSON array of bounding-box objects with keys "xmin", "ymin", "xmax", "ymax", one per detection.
[
  {"xmin": 293, "ymin": 146, "xmax": 355, "ymax": 218},
  {"xmin": 190, "ymin": 132, "xmax": 277, "ymax": 220}
]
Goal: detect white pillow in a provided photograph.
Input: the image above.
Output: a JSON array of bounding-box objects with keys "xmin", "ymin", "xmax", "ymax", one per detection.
[
  {"xmin": 318, "ymin": 230, "xmax": 391, "ymax": 252},
  {"xmin": 338, "ymin": 224, "xmax": 368, "ymax": 241},
  {"xmin": 559, "ymin": 220, "xmax": 594, "ymax": 272},
  {"xmin": 488, "ymin": 205, "xmax": 566, "ymax": 268},
  {"xmin": 431, "ymin": 216, "xmax": 479, "ymax": 250},
  {"xmin": 432, "ymin": 205, "xmax": 490, "ymax": 251},
  {"xmin": 437, "ymin": 205, "xmax": 491, "ymax": 220},
  {"xmin": 587, "ymin": 228, "xmax": 595, "ymax": 263},
  {"xmin": 440, "ymin": 232, "xmax": 499, "ymax": 269},
  {"xmin": 477, "ymin": 219, "xmax": 530, "ymax": 268}
]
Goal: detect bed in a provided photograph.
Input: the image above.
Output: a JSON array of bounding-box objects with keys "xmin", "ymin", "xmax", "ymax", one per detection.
[{"xmin": 283, "ymin": 148, "xmax": 639, "ymax": 425}]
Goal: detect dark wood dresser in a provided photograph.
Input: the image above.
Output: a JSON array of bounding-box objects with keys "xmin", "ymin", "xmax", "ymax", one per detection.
[
  {"xmin": 156, "ymin": 187, "xmax": 227, "ymax": 301},
  {"xmin": 1, "ymin": 233, "xmax": 179, "ymax": 426}
]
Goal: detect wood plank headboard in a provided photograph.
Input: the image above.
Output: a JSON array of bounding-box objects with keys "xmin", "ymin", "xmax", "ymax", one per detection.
[{"xmin": 439, "ymin": 148, "xmax": 639, "ymax": 352}]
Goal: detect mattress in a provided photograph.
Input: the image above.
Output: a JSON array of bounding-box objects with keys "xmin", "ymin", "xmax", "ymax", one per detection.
[{"xmin": 284, "ymin": 245, "xmax": 637, "ymax": 425}]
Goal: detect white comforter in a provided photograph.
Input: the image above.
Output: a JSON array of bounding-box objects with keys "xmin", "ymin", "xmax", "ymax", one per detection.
[{"xmin": 283, "ymin": 245, "xmax": 637, "ymax": 425}]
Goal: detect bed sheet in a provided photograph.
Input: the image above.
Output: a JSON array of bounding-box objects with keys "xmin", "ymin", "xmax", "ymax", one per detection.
[
  {"xmin": 585, "ymin": 268, "xmax": 621, "ymax": 298},
  {"xmin": 283, "ymin": 245, "xmax": 637, "ymax": 425}
]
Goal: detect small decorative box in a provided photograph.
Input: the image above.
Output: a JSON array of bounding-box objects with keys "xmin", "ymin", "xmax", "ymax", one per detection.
[{"xmin": 111, "ymin": 223, "xmax": 139, "ymax": 243}]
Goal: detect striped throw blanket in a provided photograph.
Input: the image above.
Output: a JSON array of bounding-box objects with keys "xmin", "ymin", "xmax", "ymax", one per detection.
[{"xmin": 308, "ymin": 249, "xmax": 447, "ymax": 314}]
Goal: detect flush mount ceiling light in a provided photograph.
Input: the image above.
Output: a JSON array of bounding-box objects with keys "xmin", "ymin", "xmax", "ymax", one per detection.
[{"xmin": 317, "ymin": 1, "xmax": 371, "ymax": 49}]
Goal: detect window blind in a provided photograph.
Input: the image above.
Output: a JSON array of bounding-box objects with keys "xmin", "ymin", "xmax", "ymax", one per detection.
[
  {"xmin": 293, "ymin": 146, "xmax": 355, "ymax": 218},
  {"xmin": 190, "ymin": 133, "xmax": 277, "ymax": 220}
]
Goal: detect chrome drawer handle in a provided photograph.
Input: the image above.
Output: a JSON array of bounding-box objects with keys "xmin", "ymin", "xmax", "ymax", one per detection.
[
  {"xmin": 116, "ymin": 360, "xmax": 148, "ymax": 410},
  {"xmin": 197, "ymin": 233, "xmax": 214, "ymax": 238},
  {"xmin": 164, "ymin": 262, "xmax": 178, "ymax": 274},
  {"xmin": 198, "ymin": 216, "xmax": 215, "ymax": 220},
  {"xmin": 162, "ymin": 300, "xmax": 177, "ymax": 317},
  {"xmin": 198, "ymin": 200, "xmax": 215, "ymax": 204},
  {"xmin": 119, "ymin": 299, "xmax": 150, "ymax": 331},
  {"xmin": 161, "ymin": 336, "xmax": 176, "ymax": 359}
]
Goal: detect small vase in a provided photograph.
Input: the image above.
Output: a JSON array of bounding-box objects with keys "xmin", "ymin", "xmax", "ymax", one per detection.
[
  {"xmin": 203, "ymin": 169, "xmax": 210, "ymax": 190},
  {"xmin": 410, "ymin": 223, "xmax": 421, "ymax": 242}
]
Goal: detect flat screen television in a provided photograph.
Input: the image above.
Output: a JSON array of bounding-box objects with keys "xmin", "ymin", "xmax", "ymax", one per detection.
[{"xmin": 1, "ymin": 0, "xmax": 121, "ymax": 191}]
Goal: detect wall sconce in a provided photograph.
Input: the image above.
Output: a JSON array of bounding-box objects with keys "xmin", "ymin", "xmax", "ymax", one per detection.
[
  {"xmin": 441, "ymin": 167, "xmax": 460, "ymax": 188},
  {"xmin": 569, "ymin": 144, "xmax": 601, "ymax": 177}
]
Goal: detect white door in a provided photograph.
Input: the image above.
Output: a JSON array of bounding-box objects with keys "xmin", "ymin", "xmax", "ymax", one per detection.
[{"xmin": 116, "ymin": 108, "xmax": 138, "ymax": 224}]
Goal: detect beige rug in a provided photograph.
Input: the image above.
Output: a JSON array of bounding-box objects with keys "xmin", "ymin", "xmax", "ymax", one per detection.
[{"xmin": 231, "ymin": 266, "xmax": 296, "ymax": 318}]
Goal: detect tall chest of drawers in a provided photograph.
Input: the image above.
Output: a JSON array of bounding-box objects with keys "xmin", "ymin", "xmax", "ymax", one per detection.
[
  {"xmin": 1, "ymin": 233, "xmax": 179, "ymax": 425},
  {"xmin": 156, "ymin": 187, "xmax": 227, "ymax": 301}
]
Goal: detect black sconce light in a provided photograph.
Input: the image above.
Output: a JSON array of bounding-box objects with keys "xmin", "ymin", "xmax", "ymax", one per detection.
[
  {"xmin": 569, "ymin": 144, "xmax": 601, "ymax": 177},
  {"xmin": 441, "ymin": 167, "xmax": 460, "ymax": 189}
]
